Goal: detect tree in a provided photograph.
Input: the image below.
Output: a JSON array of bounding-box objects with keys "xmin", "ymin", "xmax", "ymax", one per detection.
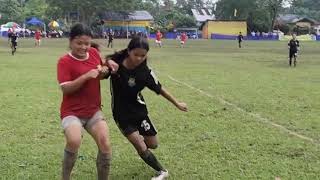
[
  {"xmin": 163, "ymin": 0, "xmax": 174, "ymax": 11},
  {"xmin": 290, "ymin": 0, "xmax": 320, "ymax": 21},
  {"xmin": 215, "ymin": 0, "xmax": 256, "ymax": 20},
  {"xmin": 175, "ymin": 0, "xmax": 206, "ymax": 15},
  {"xmin": 134, "ymin": 0, "xmax": 160, "ymax": 16},
  {"xmin": 173, "ymin": 13, "xmax": 197, "ymax": 28},
  {"xmin": 45, "ymin": 0, "xmax": 141, "ymax": 25},
  {"xmin": 23, "ymin": 0, "xmax": 48, "ymax": 20},
  {"xmin": 247, "ymin": 9, "xmax": 272, "ymax": 32},
  {"xmin": 214, "ymin": 0, "xmax": 287, "ymax": 32},
  {"xmin": 258, "ymin": 0, "xmax": 284, "ymax": 31},
  {"xmin": 135, "ymin": 0, "xmax": 197, "ymax": 31},
  {"xmin": 0, "ymin": 0, "xmax": 23, "ymax": 24}
]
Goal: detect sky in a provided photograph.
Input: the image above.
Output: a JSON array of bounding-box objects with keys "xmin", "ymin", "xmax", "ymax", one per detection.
[
  {"xmin": 169, "ymin": 0, "xmax": 291, "ymax": 7},
  {"xmin": 209, "ymin": 0, "xmax": 291, "ymax": 7}
]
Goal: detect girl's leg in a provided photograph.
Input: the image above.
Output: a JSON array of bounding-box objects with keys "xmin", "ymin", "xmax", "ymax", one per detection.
[
  {"xmin": 11, "ymin": 45, "xmax": 14, "ymax": 55},
  {"xmin": 127, "ymin": 132, "xmax": 165, "ymax": 172},
  {"xmin": 63, "ymin": 123, "xmax": 82, "ymax": 180},
  {"xmin": 144, "ymin": 135, "xmax": 158, "ymax": 149},
  {"xmin": 87, "ymin": 120, "xmax": 112, "ymax": 180},
  {"xmin": 289, "ymin": 53, "xmax": 292, "ymax": 66},
  {"xmin": 142, "ymin": 135, "xmax": 169, "ymax": 180}
]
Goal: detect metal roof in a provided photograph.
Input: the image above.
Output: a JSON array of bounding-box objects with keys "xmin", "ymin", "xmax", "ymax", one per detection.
[
  {"xmin": 191, "ymin": 9, "xmax": 215, "ymax": 22},
  {"xmin": 277, "ymin": 14, "xmax": 318, "ymax": 24},
  {"xmin": 100, "ymin": 11, "xmax": 153, "ymax": 21}
]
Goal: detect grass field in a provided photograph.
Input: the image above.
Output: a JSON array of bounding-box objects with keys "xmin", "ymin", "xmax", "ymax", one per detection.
[{"xmin": 0, "ymin": 38, "xmax": 320, "ymax": 180}]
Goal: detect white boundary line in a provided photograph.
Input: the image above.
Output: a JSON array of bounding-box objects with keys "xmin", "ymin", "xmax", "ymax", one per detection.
[{"xmin": 165, "ymin": 74, "xmax": 317, "ymax": 145}]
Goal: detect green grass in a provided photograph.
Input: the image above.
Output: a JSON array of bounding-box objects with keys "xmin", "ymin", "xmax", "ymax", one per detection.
[{"xmin": 1, "ymin": 38, "xmax": 320, "ymax": 179}]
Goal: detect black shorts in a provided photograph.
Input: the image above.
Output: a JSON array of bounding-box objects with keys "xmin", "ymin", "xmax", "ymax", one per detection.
[
  {"xmin": 11, "ymin": 42, "xmax": 17, "ymax": 47},
  {"xmin": 114, "ymin": 116, "xmax": 157, "ymax": 136},
  {"xmin": 289, "ymin": 51, "xmax": 297, "ymax": 58}
]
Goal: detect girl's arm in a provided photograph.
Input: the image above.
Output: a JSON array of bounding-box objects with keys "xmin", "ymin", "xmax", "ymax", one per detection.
[
  {"xmin": 97, "ymin": 65, "xmax": 110, "ymax": 79},
  {"xmin": 105, "ymin": 59, "xmax": 119, "ymax": 73},
  {"xmin": 60, "ymin": 69, "xmax": 99, "ymax": 95},
  {"xmin": 98, "ymin": 59, "xmax": 119, "ymax": 79},
  {"xmin": 160, "ymin": 87, "xmax": 188, "ymax": 112}
]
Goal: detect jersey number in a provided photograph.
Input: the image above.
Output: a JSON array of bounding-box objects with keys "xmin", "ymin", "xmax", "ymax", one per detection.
[{"xmin": 141, "ymin": 120, "xmax": 151, "ymax": 131}]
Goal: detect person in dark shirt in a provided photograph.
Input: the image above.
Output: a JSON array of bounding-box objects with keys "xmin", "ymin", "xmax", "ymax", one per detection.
[
  {"xmin": 105, "ymin": 36, "xmax": 188, "ymax": 180},
  {"xmin": 8, "ymin": 28, "xmax": 13, "ymax": 44},
  {"xmin": 237, "ymin": 32, "xmax": 244, "ymax": 48},
  {"xmin": 288, "ymin": 34, "xmax": 300, "ymax": 67},
  {"xmin": 107, "ymin": 30, "xmax": 114, "ymax": 48},
  {"xmin": 10, "ymin": 31, "xmax": 18, "ymax": 55}
]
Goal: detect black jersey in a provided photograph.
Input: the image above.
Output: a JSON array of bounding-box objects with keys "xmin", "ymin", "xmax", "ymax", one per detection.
[
  {"xmin": 108, "ymin": 32, "xmax": 114, "ymax": 41},
  {"xmin": 11, "ymin": 33, "xmax": 18, "ymax": 43},
  {"xmin": 237, "ymin": 35, "xmax": 243, "ymax": 42},
  {"xmin": 288, "ymin": 39, "xmax": 299, "ymax": 52},
  {"xmin": 109, "ymin": 59, "xmax": 162, "ymax": 120},
  {"xmin": 8, "ymin": 32, "xmax": 13, "ymax": 38}
]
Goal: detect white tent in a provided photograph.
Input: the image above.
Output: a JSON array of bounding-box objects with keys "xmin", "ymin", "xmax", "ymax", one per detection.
[{"xmin": 0, "ymin": 24, "xmax": 30, "ymax": 37}]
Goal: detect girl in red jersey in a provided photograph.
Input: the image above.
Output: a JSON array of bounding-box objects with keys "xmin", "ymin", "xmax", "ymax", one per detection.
[
  {"xmin": 155, "ymin": 30, "xmax": 163, "ymax": 48},
  {"xmin": 34, "ymin": 29, "xmax": 42, "ymax": 46},
  {"xmin": 180, "ymin": 32, "xmax": 187, "ymax": 48},
  {"xmin": 57, "ymin": 23, "xmax": 118, "ymax": 180}
]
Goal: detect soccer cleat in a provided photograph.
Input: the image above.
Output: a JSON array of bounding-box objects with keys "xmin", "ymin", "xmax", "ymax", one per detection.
[{"xmin": 151, "ymin": 170, "xmax": 169, "ymax": 180}]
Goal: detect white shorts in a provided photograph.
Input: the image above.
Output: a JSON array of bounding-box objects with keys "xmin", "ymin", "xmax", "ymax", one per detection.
[
  {"xmin": 155, "ymin": 40, "xmax": 161, "ymax": 44},
  {"xmin": 61, "ymin": 110, "xmax": 105, "ymax": 131},
  {"xmin": 180, "ymin": 41, "xmax": 185, "ymax": 44}
]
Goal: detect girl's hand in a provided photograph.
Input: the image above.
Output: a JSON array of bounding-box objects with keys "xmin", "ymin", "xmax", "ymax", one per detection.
[
  {"xmin": 106, "ymin": 60, "xmax": 119, "ymax": 74},
  {"xmin": 97, "ymin": 65, "xmax": 109, "ymax": 74},
  {"xmin": 176, "ymin": 102, "xmax": 188, "ymax": 112},
  {"xmin": 85, "ymin": 69, "xmax": 100, "ymax": 79}
]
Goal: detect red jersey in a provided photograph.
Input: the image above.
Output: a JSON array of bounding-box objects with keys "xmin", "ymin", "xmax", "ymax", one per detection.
[
  {"xmin": 57, "ymin": 48, "xmax": 102, "ymax": 119},
  {"xmin": 181, "ymin": 33, "xmax": 187, "ymax": 42},
  {"xmin": 35, "ymin": 31, "xmax": 41, "ymax": 40},
  {"xmin": 156, "ymin": 32, "xmax": 162, "ymax": 41}
]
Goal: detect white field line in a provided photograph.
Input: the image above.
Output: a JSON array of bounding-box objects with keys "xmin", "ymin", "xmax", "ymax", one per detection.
[{"xmin": 165, "ymin": 74, "xmax": 317, "ymax": 145}]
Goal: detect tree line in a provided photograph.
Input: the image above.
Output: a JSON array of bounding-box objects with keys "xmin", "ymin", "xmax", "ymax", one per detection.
[{"xmin": 0, "ymin": 0, "xmax": 318, "ymax": 33}]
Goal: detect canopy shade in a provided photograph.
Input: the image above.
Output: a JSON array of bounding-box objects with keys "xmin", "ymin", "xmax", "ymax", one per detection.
[{"xmin": 26, "ymin": 17, "xmax": 44, "ymax": 26}]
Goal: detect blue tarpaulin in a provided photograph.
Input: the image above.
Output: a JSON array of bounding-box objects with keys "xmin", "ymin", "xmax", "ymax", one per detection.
[
  {"xmin": 149, "ymin": 32, "xmax": 177, "ymax": 39},
  {"xmin": 211, "ymin": 33, "xmax": 279, "ymax": 41},
  {"xmin": 26, "ymin": 17, "xmax": 44, "ymax": 26},
  {"xmin": 149, "ymin": 32, "xmax": 201, "ymax": 39}
]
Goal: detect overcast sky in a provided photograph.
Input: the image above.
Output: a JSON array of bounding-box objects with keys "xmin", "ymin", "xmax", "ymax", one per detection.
[
  {"xmin": 206, "ymin": 0, "xmax": 291, "ymax": 7},
  {"xmin": 169, "ymin": 0, "xmax": 291, "ymax": 8}
]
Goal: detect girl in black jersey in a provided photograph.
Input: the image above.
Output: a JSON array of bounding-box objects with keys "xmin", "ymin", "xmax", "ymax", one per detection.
[
  {"xmin": 106, "ymin": 37, "xmax": 188, "ymax": 180},
  {"xmin": 10, "ymin": 31, "xmax": 18, "ymax": 55},
  {"xmin": 288, "ymin": 34, "xmax": 300, "ymax": 67}
]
